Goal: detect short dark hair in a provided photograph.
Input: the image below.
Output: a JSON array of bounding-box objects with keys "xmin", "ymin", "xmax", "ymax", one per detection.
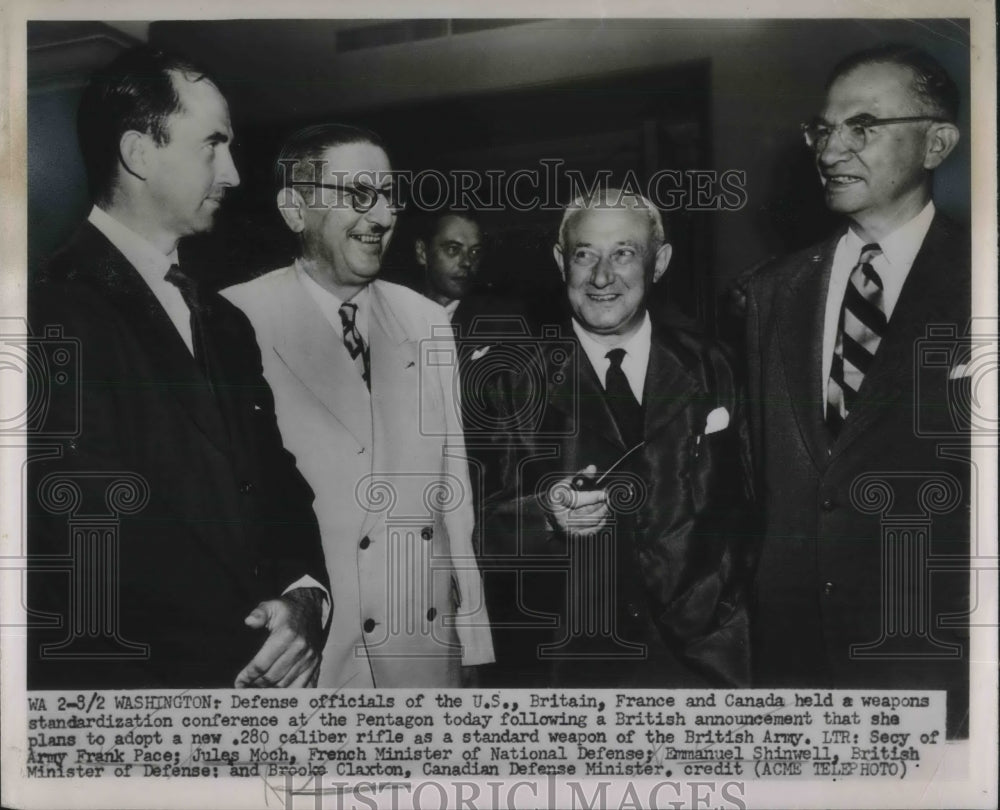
[
  {"xmin": 77, "ymin": 45, "xmax": 215, "ymax": 204},
  {"xmin": 827, "ymin": 43, "xmax": 960, "ymax": 122},
  {"xmin": 418, "ymin": 209, "xmax": 482, "ymax": 245},
  {"xmin": 274, "ymin": 123, "xmax": 388, "ymax": 190}
]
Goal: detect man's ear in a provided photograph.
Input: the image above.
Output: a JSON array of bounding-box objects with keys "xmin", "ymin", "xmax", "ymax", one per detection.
[
  {"xmin": 118, "ymin": 130, "xmax": 150, "ymax": 180},
  {"xmin": 415, "ymin": 238, "xmax": 428, "ymax": 268},
  {"xmin": 923, "ymin": 122, "xmax": 960, "ymax": 170},
  {"xmin": 275, "ymin": 187, "xmax": 305, "ymax": 233},
  {"xmin": 652, "ymin": 242, "xmax": 673, "ymax": 283},
  {"xmin": 552, "ymin": 243, "xmax": 567, "ymax": 283}
]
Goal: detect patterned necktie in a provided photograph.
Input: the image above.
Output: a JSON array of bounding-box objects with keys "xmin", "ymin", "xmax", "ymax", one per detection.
[
  {"xmin": 164, "ymin": 263, "xmax": 213, "ymax": 388},
  {"xmin": 339, "ymin": 301, "xmax": 371, "ymax": 390},
  {"xmin": 826, "ymin": 243, "xmax": 886, "ymax": 435},
  {"xmin": 605, "ymin": 348, "xmax": 643, "ymax": 446}
]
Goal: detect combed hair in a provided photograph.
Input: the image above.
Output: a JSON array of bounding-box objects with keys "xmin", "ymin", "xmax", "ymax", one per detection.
[
  {"xmin": 77, "ymin": 45, "xmax": 214, "ymax": 205},
  {"xmin": 418, "ymin": 209, "xmax": 482, "ymax": 244},
  {"xmin": 557, "ymin": 189, "xmax": 666, "ymax": 249},
  {"xmin": 827, "ymin": 43, "xmax": 960, "ymax": 122},
  {"xmin": 273, "ymin": 123, "xmax": 388, "ymax": 190}
]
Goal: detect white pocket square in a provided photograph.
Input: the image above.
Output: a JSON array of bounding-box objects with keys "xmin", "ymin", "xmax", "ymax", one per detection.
[
  {"xmin": 470, "ymin": 345, "xmax": 492, "ymax": 361},
  {"xmin": 948, "ymin": 363, "xmax": 970, "ymax": 380},
  {"xmin": 704, "ymin": 406, "xmax": 730, "ymax": 434}
]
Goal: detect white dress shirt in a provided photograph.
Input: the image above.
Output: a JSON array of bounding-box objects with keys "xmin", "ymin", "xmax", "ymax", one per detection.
[
  {"xmin": 297, "ymin": 260, "xmax": 371, "ymax": 343},
  {"xmin": 88, "ymin": 206, "xmax": 192, "ymax": 353},
  {"xmin": 572, "ymin": 311, "xmax": 652, "ymax": 404},
  {"xmin": 821, "ymin": 201, "xmax": 936, "ymax": 399}
]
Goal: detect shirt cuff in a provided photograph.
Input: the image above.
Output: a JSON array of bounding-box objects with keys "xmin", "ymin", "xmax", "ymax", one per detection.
[{"xmin": 283, "ymin": 576, "xmax": 332, "ymax": 627}]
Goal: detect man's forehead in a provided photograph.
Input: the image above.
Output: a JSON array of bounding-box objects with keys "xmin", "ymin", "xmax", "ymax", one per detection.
[
  {"xmin": 435, "ymin": 215, "xmax": 481, "ymax": 242},
  {"xmin": 823, "ymin": 62, "xmax": 921, "ymax": 116},
  {"xmin": 317, "ymin": 142, "xmax": 392, "ymax": 181},
  {"xmin": 566, "ymin": 205, "xmax": 652, "ymax": 241}
]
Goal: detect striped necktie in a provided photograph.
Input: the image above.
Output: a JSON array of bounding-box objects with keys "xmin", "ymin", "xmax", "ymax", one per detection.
[
  {"xmin": 826, "ymin": 243, "xmax": 886, "ymax": 435},
  {"xmin": 339, "ymin": 301, "xmax": 371, "ymax": 390}
]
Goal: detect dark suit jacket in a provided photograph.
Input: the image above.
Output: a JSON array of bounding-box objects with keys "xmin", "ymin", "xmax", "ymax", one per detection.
[
  {"xmin": 745, "ymin": 213, "xmax": 970, "ymax": 737},
  {"xmin": 477, "ymin": 318, "xmax": 755, "ymax": 687},
  {"xmin": 27, "ymin": 222, "xmax": 328, "ymax": 689}
]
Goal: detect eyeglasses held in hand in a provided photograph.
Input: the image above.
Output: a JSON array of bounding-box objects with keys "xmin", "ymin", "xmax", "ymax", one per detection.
[{"xmin": 801, "ymin": 114, "xmax": 950, "ymax": 153}]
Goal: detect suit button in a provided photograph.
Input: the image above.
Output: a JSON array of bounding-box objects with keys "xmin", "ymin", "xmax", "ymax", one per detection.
[
  {"xmin": 821, "ymin": 498, "xmax": 834, "ymax": 511},
  {"xmin": 421, "ymin": 527, "xmax": 433, "ymax": 541},
  {"xmin": 363, "ymin": 618, "xmax": 377, "ymax": 633},
  {"xmin": 360, "ymin": 536, "xmax": 371, "ymax": 550},
  {"xmin": 427, "ymin": 607, "xmax": 437, "ymax": 621},
  {"xmin": 823, "ymin": 581, "xmax": 834, "ymax": 596},
  {"xmin": 240, "ymin": 481, "xmax": 254, "ymax": 494}
]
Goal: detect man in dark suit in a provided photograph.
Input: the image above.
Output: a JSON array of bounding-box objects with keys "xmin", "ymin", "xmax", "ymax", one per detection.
[
  {"xmin": 746, "ymin": 44, "xmax": 970, "ymax": 736},
  {"xmin": 28, "ymin": 46, "xmax": 328, "ymax": 689},
  {"xmin": 478, "ymin": 190, "xmax": 755, "ymax": 687}
]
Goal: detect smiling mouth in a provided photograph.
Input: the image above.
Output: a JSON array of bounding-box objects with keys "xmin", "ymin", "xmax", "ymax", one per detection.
[
  {"xmin": 824, "ymin": 175, "xmax": 863, "ymax": 187},
  {"xmin": 350, "ymin": 233, "xmax": 384, "ymax": 247},
  {"xmin": 587, "ymin": 293, "xmax": 621, "ymax": 302}
]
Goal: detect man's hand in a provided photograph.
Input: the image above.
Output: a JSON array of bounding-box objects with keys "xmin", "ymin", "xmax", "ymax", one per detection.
[
  {"xmin": 544, "ymin": 465, "xmax": 609, "ymax": 536},
  {"xmin": 235, "ymin": 588, "xmax": 325, "ymax": 688}
]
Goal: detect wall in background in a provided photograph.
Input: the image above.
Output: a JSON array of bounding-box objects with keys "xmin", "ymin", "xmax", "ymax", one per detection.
[{"xmin": 28, "ymin": 17, "xmax": 972, "ymax": 328}]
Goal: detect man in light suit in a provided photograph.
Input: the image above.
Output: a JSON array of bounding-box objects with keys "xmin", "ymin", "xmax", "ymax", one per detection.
[
  {"xmin": 224, "ymin": 124, "xmax": 494, "ymax": 688},
  {"xmin": 28, "ymin": 47, "xmax": 328, "ymax": 689},
  {"xmin": 746, "ymin": 44, "xmax": 970, "ymax": 736},
  {"xmin": 478, "ymin": 191, "xmax": 755, "ymax": 687}
]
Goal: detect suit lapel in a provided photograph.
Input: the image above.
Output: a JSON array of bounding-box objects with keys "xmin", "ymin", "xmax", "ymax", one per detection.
[
  {"xmin": 643, "ymin": 328, "xmax": 698, "ymax": 442},
  {"xmin": 776, "ymin": 234, "xmax": 840, "ymax": 467},
  {"xmin": 73, "ymin": 225, "xmax": 230, "ymax": 450},
  {"xmin": 547, "ymin": 330, "xmax": 627, "ymax": 450},
  {"xmin": 270, "ymin": 270, "xmax": 373, "ymax": 449},
  {"xmin": 831, "ymin": 214, "xmax": 965, "ymax": 457}
]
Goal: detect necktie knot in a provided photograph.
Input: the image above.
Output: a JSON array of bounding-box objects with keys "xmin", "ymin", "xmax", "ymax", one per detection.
[
  {"xmin": 338, "ymin": 301, "xmax": 359, "ymax": 332},
  {"xmin": 606, "ymin": 348, "xmax": 627, "ymax": 369}
]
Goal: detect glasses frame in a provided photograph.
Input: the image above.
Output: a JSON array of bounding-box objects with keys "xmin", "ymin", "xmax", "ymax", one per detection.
[
  {"xmin": 294, "ymin": 181, "xmax": 405, "ymax": 213},
  {"xmin": 801, "ymin": 115, "xmax": 951, "ymax": 153}
]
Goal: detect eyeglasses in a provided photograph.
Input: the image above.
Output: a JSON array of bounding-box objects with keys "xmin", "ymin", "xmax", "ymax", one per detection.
[
  {"xmin": 296, "ymin": 182, "xmax": 405, "ymax": 213},
  {"xmin": 801, "ymin": 114, "xmax": 950, "ymax": 153}
]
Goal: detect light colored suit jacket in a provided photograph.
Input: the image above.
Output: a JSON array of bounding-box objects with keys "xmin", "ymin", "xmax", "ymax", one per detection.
[{"xmin": 224, "ymin": 266, "xmax": 493, "ymax": 687}]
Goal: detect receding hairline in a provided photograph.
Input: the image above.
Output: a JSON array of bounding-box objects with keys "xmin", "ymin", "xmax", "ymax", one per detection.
[{"xmin": 557, "ymin": 191, "xmax": 666, "ymax": 248}]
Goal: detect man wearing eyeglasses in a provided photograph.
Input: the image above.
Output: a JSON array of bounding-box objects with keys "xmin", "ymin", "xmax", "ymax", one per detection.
[
  {"xmin": 745, "ymin": 44, "xmax": 970, "ymax": 736},
  {"xmin": 223, "ymin": 124, "xmax": 494, "ymax": 688}
]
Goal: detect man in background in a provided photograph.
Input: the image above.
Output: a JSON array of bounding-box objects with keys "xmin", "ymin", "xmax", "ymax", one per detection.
[
  {"xmin": 28, "ymin": 46, "xmax": 328, "ymax": 689},
  {"xmin": 746, "ymin": 44, "xmax": 970, "ymax": 736},
  {"xmin": 224, "ymin": 124, "xmax": 494, "ymax": 688}
]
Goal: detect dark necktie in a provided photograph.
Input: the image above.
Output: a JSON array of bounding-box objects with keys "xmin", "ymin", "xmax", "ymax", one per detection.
[
  {"xmin": 826, "ymin": 243, "xmax": 887, "ymax": 436},
  {"xmin": 164, "ymin": 263, "xmax": 214, "ymax": 387},
  {"xmin": 604, "ymin": 348, "xmax": 643, "ymax": 446},
  {"xmin": 339, "ymin": 301, "xmax": 371, "ymax": 390}
]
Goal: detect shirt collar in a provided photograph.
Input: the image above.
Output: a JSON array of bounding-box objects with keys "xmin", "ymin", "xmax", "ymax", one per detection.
[
  {"xmin": 88, "ymin": 205, "xmax": 178, "ymax": 274},
  {"xmin": 572, "ymin": 311, "xmax": 652, "ymax": 369},
  {"xmin": 845, "ymin": 200, "xmax": 935, "ymax": 271},
  {"xmin": 444, "ymin": 299, "xmax": 461, "ymax": 321},
  {"xmin": 295, "ymin": 259, "xmax": 370, "ymax": 341}
]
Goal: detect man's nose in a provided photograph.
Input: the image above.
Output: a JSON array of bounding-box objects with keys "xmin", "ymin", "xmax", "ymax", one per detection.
[
  {"xmin": 590, "ymin": 256, "xmax": 615, "ymax": 287},
  {"xmin": 217, "ymin": 145, "xmax": 241, "ymax": 188},
  {"xmin": 817, "ymin": 124, "xmax": 852, "ymax": 167},
  {"xmin": 364, "ymin": 193, "xmax": 395, "ymax": 228}
]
